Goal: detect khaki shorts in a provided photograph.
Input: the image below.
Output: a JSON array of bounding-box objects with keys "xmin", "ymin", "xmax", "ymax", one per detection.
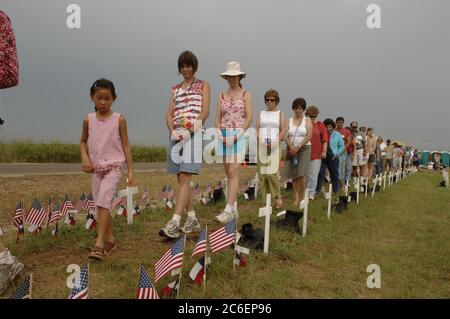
[{"xmin": 352, "ymin": 149, "xmax": 367, "ymax": 166}]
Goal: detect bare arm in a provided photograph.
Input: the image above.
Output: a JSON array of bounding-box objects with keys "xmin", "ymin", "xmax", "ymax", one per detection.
[
  {"xmin": 279, "ymin": 111, "xmax": 287, "ymax": 142},
  {"xmin": 241, "ymin": 92, "xmax": 253, "ymax": 134},
  {"xmin": 215, "ymin": 94, "xmax": 223, "ymax": 140},
  {"xmin": 166, "ymin": 90, "xmax": 176, "ymax": 136},
  {"xmin": 299, "ymin": 117, "xmax": 313, "ymax": 149},
  {"xmin": 80, "ymin": 116, "xmax": 92, "ymax": 173},
  {"xmin": 119, "ymin": 115, "xmax": 133, "ymax": 186},
  {"xmin": 255, "ymin": 112, "xmax": 261, "ymax": 142}
]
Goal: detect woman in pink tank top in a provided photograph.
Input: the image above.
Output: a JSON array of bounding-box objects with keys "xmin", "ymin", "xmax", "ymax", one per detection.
[
  {"xmin": 214, "ymin": 61, "xmax": 253, "ymax": 224},
  {"xmin": 80, "ymin": 79, "xmax": 134, "ymax": 261}
]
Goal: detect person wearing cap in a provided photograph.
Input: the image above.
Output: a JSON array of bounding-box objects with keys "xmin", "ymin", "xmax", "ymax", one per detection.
[
  {"xmin": 256, "ymin": 89, "xmax": 287, "ymax": 209},
  {"xmin": 160, "ymin": 50, "xmax": 210, "ymax": 239},
  {"xmin": 350, "ymin": 121, "xmax": 368, "ymax": 185},
  {"xmin": 214, "ymin": 61, "xmax": 253, "ymax": 224}
]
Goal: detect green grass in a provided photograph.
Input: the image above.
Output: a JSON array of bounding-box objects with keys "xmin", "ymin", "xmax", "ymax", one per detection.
[
  {"xmin": 0, "ymin": 141, "xmax": 166, "ymax": 163},
  {"xmin": 1, "ymin": 170, "xmax": 449, "ymax": 298}
]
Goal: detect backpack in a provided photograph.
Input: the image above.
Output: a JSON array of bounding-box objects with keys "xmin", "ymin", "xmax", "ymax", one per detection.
[{"xmin": 0, "ymin": 11, "xmax": 19, "ymax": 89}]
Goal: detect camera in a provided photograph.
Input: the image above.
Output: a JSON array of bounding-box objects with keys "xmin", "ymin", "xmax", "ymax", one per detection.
[{"xmin": 292, "ymin": 156, "xmax": 299, "ymax": 167}]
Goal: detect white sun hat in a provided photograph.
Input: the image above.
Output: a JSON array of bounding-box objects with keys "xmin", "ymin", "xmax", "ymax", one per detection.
[{"xmin": 220, "ymin": 61, "xmax": 246, "ymax": 79}]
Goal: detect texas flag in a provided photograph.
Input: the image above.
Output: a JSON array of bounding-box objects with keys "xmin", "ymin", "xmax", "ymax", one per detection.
[
  {"xmin": 189, "ymin": 256, "xmax": 211, "ymax": 285},
  {"xmin": 85, "ymin": 213, "xmax": 97, "ymax": 231},
  {"xmin": 64, "ymin": 213, "xmax": 76, "ymax": 226},
  {"xmin": 234, "ymin": 245, "xmax": 250, "ymax": 268},
  {"xmin": 160, "ymin": 280, "xmax": 179, "ymax": 299}
]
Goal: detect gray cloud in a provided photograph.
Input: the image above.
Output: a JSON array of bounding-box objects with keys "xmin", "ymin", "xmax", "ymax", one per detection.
[{"xmin": 1, "ymin": 0, "xmax": 449, "ymax": 151}]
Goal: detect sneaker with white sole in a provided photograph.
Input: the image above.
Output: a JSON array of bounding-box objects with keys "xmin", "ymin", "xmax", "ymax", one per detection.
[
  {"xmin": 214, "ymin": 210, "xmax": 235, "ymax": 224},
  {"xmin": 180, "ymin": 216, "xmax": 201, "ymax": 234},
  {"xmin": 159, "ymin": 220, "xmax": 180, "ymax": 238}
]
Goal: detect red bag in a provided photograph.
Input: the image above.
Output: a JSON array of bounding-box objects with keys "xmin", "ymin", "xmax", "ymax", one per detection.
[{"xmin": 0, "ymin": 11, "xmax": 19, "ymax": 89}]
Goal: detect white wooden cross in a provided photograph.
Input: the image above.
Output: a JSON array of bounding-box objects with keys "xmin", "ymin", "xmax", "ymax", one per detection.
[
  {"xmin": 325, "ymin": 183, "xmax": 332, "ymax": 220},
  {"xmin": 253, "ymin": 173, "xmax": 259, "ymax": 200},
  {"xmin": 383, "ymin": 172, "xmax": 387, "ymax": 190},
  {"xmin": 118, "ymin": 185, "xmax": 138, "ymax": 225},
  {"xmin": 300, "ymin": 188, "xmax": 309, "ymax": 237},
  {"xmin": 442, "ymin": 169, "xmax": 449, "ymax": 188},
  {"xmin": 371, "ymin": 175, "xmax": 378, "ymax": 198},
  {"xmin": 258, "ymin": 194, "xmax": 272, "ymax": 254}
]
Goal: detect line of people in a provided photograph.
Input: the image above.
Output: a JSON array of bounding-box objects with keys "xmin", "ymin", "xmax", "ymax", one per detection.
[{"xmin": 79, "ymin": 50, "xmax": 419, "ymax": 261}]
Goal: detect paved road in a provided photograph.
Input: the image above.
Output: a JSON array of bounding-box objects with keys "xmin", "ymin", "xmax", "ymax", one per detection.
[
  {"xmin": 0, "ymin": 163, "xmax": 168, "ymax": 177},
  {"xmin": 0, "ymin": 162, "xmax": 225, "ymax": 177}
]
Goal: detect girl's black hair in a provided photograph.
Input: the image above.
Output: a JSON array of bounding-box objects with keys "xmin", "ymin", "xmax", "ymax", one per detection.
[
  {"xmin": 323, "ymin": 118, "xmax": 336, "ymax": 129},
  {"xmin": 90, "ymin": 79, "xmax": 116, "ymax": 111},
  {"xmin": 90, "ymin": 78, "xmax": 117, "ymax": 99}
]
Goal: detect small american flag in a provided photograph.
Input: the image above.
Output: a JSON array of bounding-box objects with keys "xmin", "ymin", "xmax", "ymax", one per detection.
[
  {"xmin": 192, "ymin": 183, "xmax": 201, "ymax": 196},
  {"xmin": 191, "ymin": 227, "xmax": 207, "ymax": 257},
  {"xmin": 47, "ymin": 201, "xmax": 60, "ymax": 225},
  {"xmin": 47, "ymin": 197, "xmax": 55, "ymax": 214},
  {"xmin": 136, "ymin": 264, "xmax": 159, "ymax": 299},
  {"xmin": 61, "ymin": 195, "xmax": 74, "ymax": 216},
  {"xmin": 68, "ymin": 264, "xmax": 88, "ymax": 299},
  {"xmin": 209, "ymin": 219, "xmax": 236, "ymax": 253},
  {"xmin": 9, "ymin": 275, "xmax": 31, "ymax": 299},
  {"xmin": 159, "ymin": 186, "xmax": 167, "ymax": 200},
  {"xmin": 112, "ymin": 191, "xmax": 122, "ymax": 210},
  {"xmin": 86, "ymin": 193, "xmax": 96, "ymax": 212},
  {"xmin": 12, "ymin": 199, "xmax": 25, "ymax": 229},
  {"xmin": 166, "ymin": 186, "xmax": 175, "ymax": 200},
  {"xmin": 140, "ymin": 187, "xmax": 150, "ymax": 204},
  {"xmin": 25, "ymin": 198, "xmax": 47, "ymax": 227},
  {"xmin": 154, "ymin": 235, "xmax": 185, "ymax": 282},
  {"xmin": 75, "ymin": 193, "xmax": 87, "ymax": 212}
]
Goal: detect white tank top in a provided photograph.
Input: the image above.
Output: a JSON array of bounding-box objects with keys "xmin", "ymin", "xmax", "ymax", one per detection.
[
  {"xmin": 259, "ymin": 110, "xmax": 280, "ymax": 141},
  {"xmin": 288, "ymin": 117, "xmax": 310, "ymax": 147}
]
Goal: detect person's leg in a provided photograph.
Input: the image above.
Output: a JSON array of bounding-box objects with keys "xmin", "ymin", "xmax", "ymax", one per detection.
[
  {"xmin": 298, "ymin": 176, "xmax": 306, "ymax": 204},
  {"xmin": 329, "ymin": 157, "xmax": 340, "ymax": 194},
  {"xmin": 307, "ymin": 159, "xmax": 321, "ymax": 199},
  {"xmin": 226, "ymin": 163, "xmax": 240, "ymax": 206},
  {"xmin": 316, "ymin": 160, "xmax": 326, "ymax": 194},
  {"xmin": 174, "ymin": 172, "xmax": 192, "ymax": 216},
  {"xmin": 94, "ymin": 207, "xmax": 109, "ymax": 250},
  {"xmin": 292, "ymin": 176, "xmax": 300, "ymax": 206}
]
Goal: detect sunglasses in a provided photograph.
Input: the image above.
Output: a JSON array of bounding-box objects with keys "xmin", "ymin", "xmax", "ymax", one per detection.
[
  {"xmin": 265, "ymin": 98, "xmax": 276, "ymax": 102},
  {"xmin": 351, "ymin": 127, "xmax": 358, "ymax": 129}
]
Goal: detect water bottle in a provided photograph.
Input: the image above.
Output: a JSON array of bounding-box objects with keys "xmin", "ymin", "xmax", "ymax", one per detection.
[
  {"xmin": 265, "ymin": 138, "xmax": 272, "ymax": 156},
  {"xmin": 292, "ymin": 156, "xmax": 299, "ymax": 167}
]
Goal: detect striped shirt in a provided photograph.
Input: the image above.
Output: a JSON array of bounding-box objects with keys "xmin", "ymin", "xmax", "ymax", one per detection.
[{"xmin": 172, "ymin": 79, "xmax": 205, "ymax": 130}]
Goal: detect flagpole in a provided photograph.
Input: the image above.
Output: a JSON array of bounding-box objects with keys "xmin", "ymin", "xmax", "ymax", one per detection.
[
  {"xmin": 233, "ymin": 220, "xmax": 238, "ymax": 271},
  {"xmin": 29, "ymin": 274, "xmax": 33, "ymax": 299},
  {"xmin": 176, "ymin": 235, "xmax": 186, "ymax": 299},
  {"xmin": 203, "ymin": 226, "xmax": 207, "ymax": 290},
  {"xmin": 87, "ymin": 263, "xmax": 90, "ymax": 299}
]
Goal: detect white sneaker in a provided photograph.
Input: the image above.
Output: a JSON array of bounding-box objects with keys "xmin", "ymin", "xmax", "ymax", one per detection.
[
  {"xmin": 159, "ymin": 220, "xmax": 180, "ymax": 239},
  {"xmin": 214, "ymin": 210, "xmax": 235, "ymax": 224},
  {"xmin": 180, "ymin": 216, "xmax": 201, "ymax": 234}
]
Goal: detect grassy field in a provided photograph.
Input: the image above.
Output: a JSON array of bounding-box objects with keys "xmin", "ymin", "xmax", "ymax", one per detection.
[
  {"xmin": 0, "ymin": 142, "xmax": 166, "ymax": 163},
  {"xmin": 0, "ymin": 167, "xmax": 449, "ymax": 298}
]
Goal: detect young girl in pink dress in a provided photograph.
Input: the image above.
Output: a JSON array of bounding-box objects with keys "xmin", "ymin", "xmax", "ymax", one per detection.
[{"xmin": 80, "ymin": 79, "xmax": 134, "ymax": 260}]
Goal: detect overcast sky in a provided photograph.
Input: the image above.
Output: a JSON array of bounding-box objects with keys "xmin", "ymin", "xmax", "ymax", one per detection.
[{"xmin": 0, "ymin": 0, "xmax": 449, "ymax": 151}]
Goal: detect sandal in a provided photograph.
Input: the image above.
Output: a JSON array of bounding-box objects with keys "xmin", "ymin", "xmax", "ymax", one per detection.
[
  {"xmin": 88, "ymin": 245, "xmax": 105, "ymax": 261},
  {"xmin": 104, "ymin": 241, "xmax": 117, "ymax": 255}
]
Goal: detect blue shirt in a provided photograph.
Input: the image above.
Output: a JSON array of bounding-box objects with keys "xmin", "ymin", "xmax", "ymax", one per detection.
[{"xmin": 329, "ymin": 130, "xmax": 345, "ymax": 158}]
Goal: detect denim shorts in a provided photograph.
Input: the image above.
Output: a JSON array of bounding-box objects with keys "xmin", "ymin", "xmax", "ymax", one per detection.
[{"xmin": 167, "ymin": 132, "xmax": 203, "ymax": 175}]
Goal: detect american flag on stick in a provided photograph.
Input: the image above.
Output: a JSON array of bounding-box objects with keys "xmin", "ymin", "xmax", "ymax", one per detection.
[
  {"xmin": 75, "ymin": 193, "xmax": 87, "ymax": 212},
  {"xmin": 47, "ymin": 201, "xmax": 60, "ymax": 226},
  {"xmin": 12, "ymin": 199, "xmax": 25, "ymax": 229},
  {"xmin": 68, "ymin": 264, "xmax": 88, "ymax": 299},
  {"xmin": 209, "ymin": 219, "xmax": 236, "ymax": 253},
  {"xmin": 136, "ymin": 264, "xmax": 159, "ymax": 299},
  {"xmin": 159, "ymin": 186, "xmax": 168, "ymax": 200},
  {"xmin": 166, "ymin": 186, "xmax": 175, "ymax": 200},
  {"xmin": 25, "ymin": 198, "xmax": 47, "ymax": 228},
  {"xmin": 47, "ymin": 196, "xmax": 55, "ymax": 215},
  {"xmin": 140, "ymin": 187, "xmax": 150, "ymax": 205},
  {"xmin": 60, "ymin": 195, "xmax": 74, "ymax": 216},
  {"xmin": 154, "ymin": 235, "xmax": 185, "ymax": 282},
  {"xmin": 191, "ymin": 227, "xmax": 207, "ymax": 258},
  {"xmin": 112, "ymin": 191, "xmax": 122, "ymax": 210},
  {"xmin": 86, "ymin": 193, "xmax": 96, "ymax": 212}
]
